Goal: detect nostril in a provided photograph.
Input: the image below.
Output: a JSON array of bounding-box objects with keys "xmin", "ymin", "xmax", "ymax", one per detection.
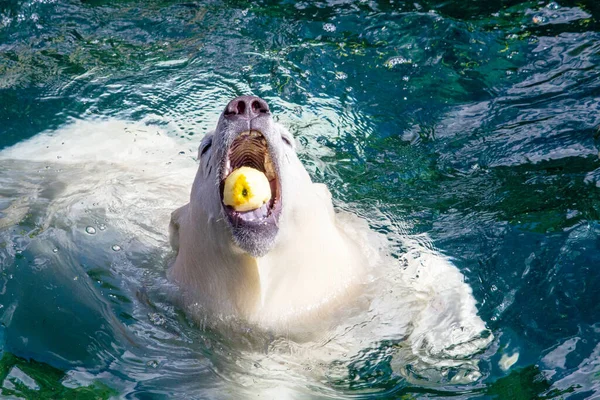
[
  {"xmin": 236, "ymin": 101, "xmax": 246, "ymax": 116},
  {"xmin": 252, "ymin": 99, "xmax": 269, "ymax": 114}
]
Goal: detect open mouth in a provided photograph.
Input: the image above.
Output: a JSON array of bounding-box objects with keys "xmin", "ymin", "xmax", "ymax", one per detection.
[{"xmin": 220, "ymin": 130, "xmax": 281, "ymax": 224}]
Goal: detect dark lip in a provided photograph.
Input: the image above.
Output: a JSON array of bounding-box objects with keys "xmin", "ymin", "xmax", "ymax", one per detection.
[{"xmin": 219, "ymin": 130, "xmax": 282, "ymax": 228}]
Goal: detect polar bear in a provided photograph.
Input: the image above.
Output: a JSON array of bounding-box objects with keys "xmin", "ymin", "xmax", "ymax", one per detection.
[
  {"xmin": 0, "ymin": 99, "xmax": 493, "ymax": 391},
  {"xmin": 168, "ymin": 97, "xmax": 493, "ymax": 367}
]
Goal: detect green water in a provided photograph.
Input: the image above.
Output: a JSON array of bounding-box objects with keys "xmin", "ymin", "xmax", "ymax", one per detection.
[{"xmin": 1, "ymin": 0, "xmax": 600, "ymax": 398}]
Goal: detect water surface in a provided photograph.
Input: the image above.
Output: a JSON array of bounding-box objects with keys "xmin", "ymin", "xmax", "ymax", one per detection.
[{"xmin": 1, "ymin": 0, "xmax": 600, "ymax": 398}]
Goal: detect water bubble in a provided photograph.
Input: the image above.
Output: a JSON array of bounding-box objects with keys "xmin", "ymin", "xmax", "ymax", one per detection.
[
  {"xmin": 547, "ymin": 2, "xmax": 560, "ymax": 10},
  {"xmin": 52, "ymin": 248, "xmax": 58, "ymax": 253},
  {"xmin": 98, "ymin": 224, "xmax": 106, "ymax": 231},
  {"xmin": 532, "ymin": 15, "xmax": 547, "ymax": 24},
  {"xmin": 507, "ymin": 51, "xmax": 519, "ymax": 59},
  {"xmin": 323, "ymin": 23, "xmax": 336, "ymax": 32},
  {"xmin": 384, "ymin": 56, "xmax": 412, "ymax": 68},
  {"xmin": 111, "ymin": 245, "xmax": 122, "ymax": 252},
  {"xmin": 148, "ymin": 313, "xmax": 166, "ymax": 326},
  {"xmin": 85, "ymin": 226, "xmax": 96, "ymax": 235},
  {"xmin": 1, "ymin": 15, "xmax": 13, "ymax": 27},
  {"xmin": 566, "ymin": 209, "xmax": 580, "ymax": 220}
]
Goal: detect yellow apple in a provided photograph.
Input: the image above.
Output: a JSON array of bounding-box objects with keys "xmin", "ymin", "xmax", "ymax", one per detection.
[{"xmin": 223, "ymin": 166, "xmax": 272, "ymax": 212}]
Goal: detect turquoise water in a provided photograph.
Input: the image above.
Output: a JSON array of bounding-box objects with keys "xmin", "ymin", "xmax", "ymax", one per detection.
[{"xmin": 1, "ymin": 0, "xmax": 600, "ymax": 398}]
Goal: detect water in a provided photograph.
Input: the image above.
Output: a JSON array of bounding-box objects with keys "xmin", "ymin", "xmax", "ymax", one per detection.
[{"xmin": 1, "ymin": 0, "xmax": 600, "ymax": 398}]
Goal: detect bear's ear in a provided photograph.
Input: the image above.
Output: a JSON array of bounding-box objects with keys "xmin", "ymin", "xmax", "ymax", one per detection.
[{"xmin": 169, "ymin": 204, "xmax": 188, "ymax": 252}]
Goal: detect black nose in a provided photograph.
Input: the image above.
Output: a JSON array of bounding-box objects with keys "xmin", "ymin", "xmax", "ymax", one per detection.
[{"xmin": 224, "ymin": 96, "xmax": 270, "ymax": 120}]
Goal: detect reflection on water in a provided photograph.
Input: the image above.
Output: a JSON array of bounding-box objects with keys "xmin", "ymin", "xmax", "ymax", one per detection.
[{"xmin": 0, "ymin": 0, "xmax": 599, "ymax": 398}]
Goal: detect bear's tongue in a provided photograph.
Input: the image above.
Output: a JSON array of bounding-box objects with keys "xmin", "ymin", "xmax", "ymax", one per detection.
[{"xmin": 236, "ymin": 203, "xmax": 270, "ymax": 221}]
